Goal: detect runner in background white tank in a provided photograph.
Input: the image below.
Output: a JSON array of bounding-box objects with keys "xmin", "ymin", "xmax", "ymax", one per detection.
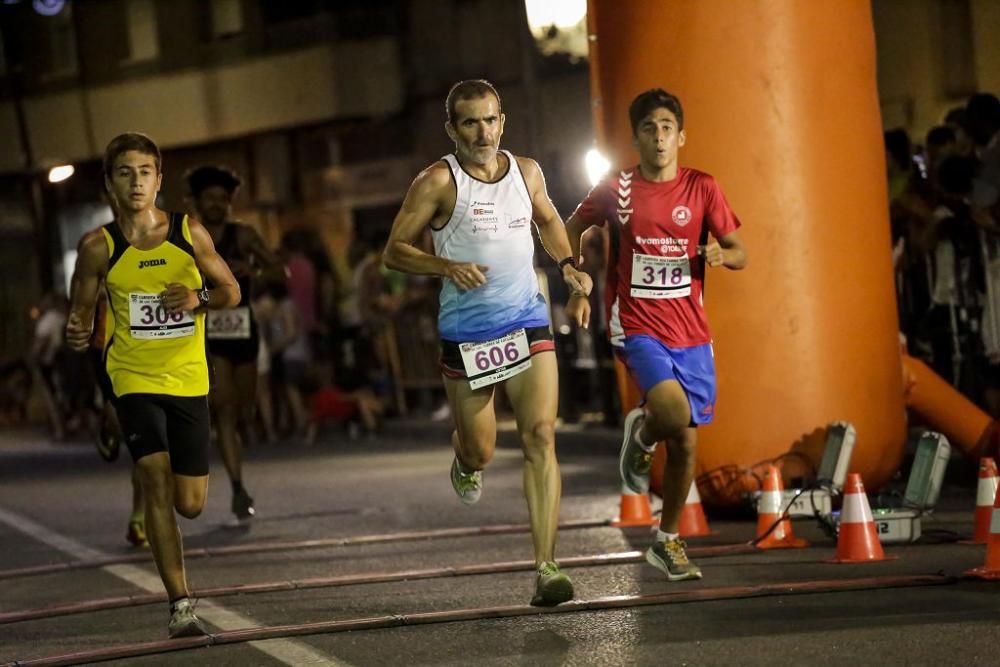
[{"xmin": 433, "ymin": 150, "xmax": 549, "ymax": 342}]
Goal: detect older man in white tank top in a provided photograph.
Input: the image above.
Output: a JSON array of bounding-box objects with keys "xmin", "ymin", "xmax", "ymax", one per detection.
[{"xmin": 383, "ymin": 79, "xmax": 591, "ymax": 607}]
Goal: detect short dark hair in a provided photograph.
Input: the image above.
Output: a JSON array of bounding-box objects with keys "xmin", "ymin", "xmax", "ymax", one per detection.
[
  {"xmin": 629, "ymin": 89, "xmax": 684, "ymax": 135},
  {"xmin": 944, "ymin": 106, "xmax": 968, "ymax": 130},
  {"xmin": 966, "ymin": 93, "xmax": 1000, "ymax": 144},
  {"xmin": 445, "ymin": 79, "xmax": 501, "ymax": 126},
  {"xmin": 185, "ymin": 165, "xmax": 242, "ymax": 197},
  {"xmin": 103, "ymin": 132, "xmax": 161, "ymax": 178},
  {"xmin": 925, "ymin": 125, "xmax": 956, "ymax": 148},
  {"xmin": 937, "ymin": 155, "xmax": 977, "ymax": 196}
]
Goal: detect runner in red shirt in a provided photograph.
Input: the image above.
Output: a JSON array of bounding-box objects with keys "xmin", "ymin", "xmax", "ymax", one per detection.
[{"xmin": 566, "ymin": 89, "xmax": 747, "ymax": 580}]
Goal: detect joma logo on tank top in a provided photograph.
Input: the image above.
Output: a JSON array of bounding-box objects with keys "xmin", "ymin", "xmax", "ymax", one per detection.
[{"xmin": 137, "ymin": 258, "xmax": 167, "ymax": 269}]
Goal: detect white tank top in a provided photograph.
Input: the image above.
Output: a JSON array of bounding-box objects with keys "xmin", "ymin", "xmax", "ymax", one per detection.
[{"xmin": 432, "ymin": 150, "xmax": 549, "ymax": 341}]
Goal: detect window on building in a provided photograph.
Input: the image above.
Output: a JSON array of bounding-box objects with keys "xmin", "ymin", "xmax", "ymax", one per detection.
[
  {"xmin": 123, "ymin": 0, "xmax": 159, "ymax": 63},
  {"xmin": 44, "ymin": 2, "xmax": 78, "ymax": 77},
  {"xmin": 211, "ymin": 0, "xmax": 244, "ymax": 39}
]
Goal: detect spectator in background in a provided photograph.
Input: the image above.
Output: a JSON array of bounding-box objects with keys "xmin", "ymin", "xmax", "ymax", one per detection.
[
  {"xmin": 281, "ymin": 229, "xmax": 318, "ymax": 341},
  {"xmin": 281, "ymin": 227, "xmax": 340, "ymax": 364},
  {"xmin": 304, "ymin": 361, "xmax": 385, "ymax": 445},
  {"xmin": 886, "ymin": 128, "xmax": 934, "ymax": 340},
  {"xmin": 924, "ymin": 125, "xmax": 958, "ymax": 183},
  {"xmin": 339, "ymin": 234, "xmax": 406, "ymax": 399},
  {"xmin": 967, "ymin": 93, "xmax": 1000, "ymax": 226},
  {"xmin": 920, "ymin": 155, "xmax": 984, "ymax": 391},
  {"xmin": 28, "ymin": 292, "xmax": 68, "ymax": 440},
  {"xmin": 944, "ymin": 106, "xmax": 976, "ymax": 157},
  {"xmin": 263, "ymin": 280, "xmax": 310, "ymax": 439},
  {"xmin": 250, "ymin": 286, "xmax": 278, "ymax": 445}
]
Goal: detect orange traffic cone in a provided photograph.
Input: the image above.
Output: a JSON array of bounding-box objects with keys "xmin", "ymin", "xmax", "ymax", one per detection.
[
  {"xmin": 965, "ymin": 480, "xmax": 1000, "ymax": 579},
  {"xmin": 755, "ymin": 465, "xmax": 807, "ymax": 549},
  {"xmin": 828, "ymin": 473, "xmax": 896, "ymax": 563},
  {"xmin": 678, "ymin": 481, "xmax": 715, "ymax": 537},
  {"xmin": 612, "ymin": 484, "xmax": 658, "ymax": 527},
  {"xmin": 961, "ymin": 458, "xmax": 999, "ymax": 545}
]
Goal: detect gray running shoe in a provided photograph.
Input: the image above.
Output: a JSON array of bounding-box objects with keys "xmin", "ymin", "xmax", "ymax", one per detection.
[
  {"xmin": 619, "ymin": 408, "xmax": 653, "ymax": 494},
  {"xmin": 232, "ymin": 488, "xmax": 255, "ymax": 521},
  {"xmin": 450, "ymin": 456, "xmax": 483, "ymax": 505},
  {"xmin": 168, "ymin": 599, "xmax": 207, "ymax": 638},
  {"xmin": 530, "ymin": 561, "xmax": 574, "ymax": 607},
  {"xmin": 646, "ymin": 537, "xmax": 703, "ymax": 581}
]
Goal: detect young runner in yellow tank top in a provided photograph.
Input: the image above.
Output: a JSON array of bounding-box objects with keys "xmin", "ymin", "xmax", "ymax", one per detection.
[{"xmin": 65, "ymin": 133, "xmax": 241, "ymax": 639}]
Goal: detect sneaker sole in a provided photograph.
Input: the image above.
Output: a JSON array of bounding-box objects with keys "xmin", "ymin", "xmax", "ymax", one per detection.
[
  {"xmin": 619, "ymin": 408, "xmax": 649, "ymax": 495},
  {"xmin": 530, "ymin": 579, "xmax": 575, "ymax": 607},
  {"xmin": 169, "ymin": 619, "xmax": 208, "ymax": 638},
  {"xmin": 645, "ymin": 547, "xmax": 703, "ymax": 582}
]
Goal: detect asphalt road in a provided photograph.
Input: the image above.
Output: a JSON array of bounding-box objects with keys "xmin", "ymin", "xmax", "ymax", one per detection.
[{"xmin": 1, "ymin": 420, "xmax": 999, "ymax": 666}]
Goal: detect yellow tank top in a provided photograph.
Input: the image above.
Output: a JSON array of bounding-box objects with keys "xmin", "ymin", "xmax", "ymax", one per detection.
[{"xmin": 103, "ymin": 213, "xmax": 209, "ymax": 397}]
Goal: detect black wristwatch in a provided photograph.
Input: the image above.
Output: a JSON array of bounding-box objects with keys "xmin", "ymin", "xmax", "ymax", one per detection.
[
  {"xmin": 558, "ymin": 256, "xmax": 578, "ymax": 271},
  {"xmin": 197, "ymin": 288, "xmax": 210, "ymax": 308}
]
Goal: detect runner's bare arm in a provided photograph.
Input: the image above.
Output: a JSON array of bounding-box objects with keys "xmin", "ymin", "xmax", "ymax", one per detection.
[
  {"xmin": 65, "ymin": 230, "xmax": 109, "ymax": 351},
  {"xmin": 698, "ymin": 230, "xmax": 747, "ymax": 270},
  {"xmin": 563, "ymin": 212, "xmax": 600, "ymax": 268},
  {"xmin": 383, "ymin": 163, "xmax": 488, "ymax": 291},
  {"xmin": 563, "ymin": 208, "xmax": 595, "ymax": 328},
  {"xmin": 161, "ymin": 219, "xmax": 241, "ymax": 313},
  {"xmin": 517, "ymin": 157, "xmax": 592, "ymax": 297}
]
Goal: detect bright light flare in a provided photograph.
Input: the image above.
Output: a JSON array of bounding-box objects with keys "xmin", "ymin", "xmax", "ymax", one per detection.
[
  {"xmin": 48, "ymin": 165, "xmax": 74, "ymax": 183},
  {"xmin": 524, "ymin": 0, "xmax": 586, "ymax": 32},
  {"xmin": 584, "ymin": 148, "xmax": 610, "ymax": 187}
]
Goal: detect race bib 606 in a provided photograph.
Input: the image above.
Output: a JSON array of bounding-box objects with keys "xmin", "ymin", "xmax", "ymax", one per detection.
[{"xmin": 460, "ymin": 328, "xmax": 532, "ymax": 389}]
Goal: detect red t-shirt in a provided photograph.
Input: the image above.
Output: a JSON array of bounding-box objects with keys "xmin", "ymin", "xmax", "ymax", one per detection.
[{"xmin": 572, "ymin": 166, "xmax": 741, "ymax": 348}]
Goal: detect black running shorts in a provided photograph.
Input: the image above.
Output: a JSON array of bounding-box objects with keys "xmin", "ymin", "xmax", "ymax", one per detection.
[
  {"xmin": 116, "ymin": 393, "xmax": 211, "ymax": 476},
  {"xmin": 207, "ymin": 320, "xmax": 260, "ymax": 365}
]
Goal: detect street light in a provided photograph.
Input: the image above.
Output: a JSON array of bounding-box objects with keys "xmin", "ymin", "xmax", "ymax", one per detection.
[
  {"xmin": 523, "ymin": 0, "xmax": 588, "ymax": 59},
  {"xmin": 47, "ymin": 164, "xmax": 74, "ymax": 183},
  {"xmin": 584, "ymin": 148, "xmax": 609, "ymax": 187}
]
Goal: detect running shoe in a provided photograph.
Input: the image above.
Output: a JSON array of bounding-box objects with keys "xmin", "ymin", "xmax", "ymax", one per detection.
[
  {"xmin": 450, "ymin": 456, "xmax": 483, "ymax": 505},
  {"xmin": 126, "ymin": 519, "xmax": 148, "ymax": 548},
  {"xmin": 167, "ymin": 598, "xmax": 207, "ymax": 638},
  {"xmin": 646, "ymin": 537, "xmax": 703, "ymax": 581},
  {"xmin": 232, "ymin": 488, "xmax": 255, "ymax": 521},
  {"xmin": 530, "ymin": 561, "xmax": 574, "ymax": 607},
  {"xmin": 619, "ymin": 408, "xmax": 653, "ymax": 494}
]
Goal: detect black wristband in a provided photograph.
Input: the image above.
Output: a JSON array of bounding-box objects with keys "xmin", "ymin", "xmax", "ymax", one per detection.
[{"xmin": 558, "ymin": 256, "xmax": 578, "ymax": 271}]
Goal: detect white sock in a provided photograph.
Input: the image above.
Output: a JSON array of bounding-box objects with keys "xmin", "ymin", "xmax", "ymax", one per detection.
[
  {"xmin": 656, "ymin": 530, "xmax": 679, "ymax": 543},
  {"xmin": 635, "ymin": 426, "xmax": 656, "ymax": 453}
]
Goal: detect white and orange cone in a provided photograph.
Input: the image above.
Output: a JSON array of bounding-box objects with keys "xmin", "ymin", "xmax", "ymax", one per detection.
[
  {"xmin": 961, "ymin": 458, "xmax": 999, "ymax": 545},
  {"xmin": 755, "ymin": 465, "xmax": 807, "ymax": 549},
  {"xmin": 828, "ymin": 473, "xmax": 896, "ymax": 563},
  {"xmin": 678, "ymin": 481, "xmax": 715, "ymax": 537},
  {"xmin": 611, "ymin": 484, "xmax": 658, "ymax": 527},
  {"xmin": 965, "ymin": 479, "xmax": 1000, "ymax": 579}
]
